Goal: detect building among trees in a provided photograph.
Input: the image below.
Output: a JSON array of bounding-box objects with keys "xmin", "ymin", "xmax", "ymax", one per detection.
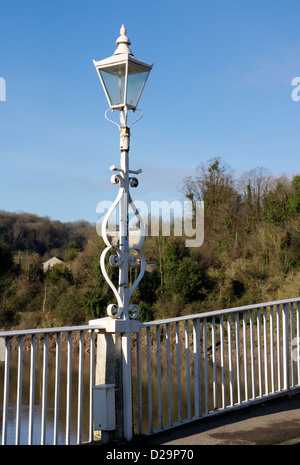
[{"xmin": 42, "ymin": 257, "xmax": 64, "ymax": 273}]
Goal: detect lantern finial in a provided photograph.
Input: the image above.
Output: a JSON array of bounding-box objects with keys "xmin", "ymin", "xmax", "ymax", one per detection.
[{"xmin": 114, "ymin": 24, "xmax": 133, "ymax": 56}]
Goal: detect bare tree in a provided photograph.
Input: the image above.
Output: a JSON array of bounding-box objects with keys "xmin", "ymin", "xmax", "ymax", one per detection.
[{"xmin": 238, "ymin": 166, "xmax": 272, "ymax": 222}]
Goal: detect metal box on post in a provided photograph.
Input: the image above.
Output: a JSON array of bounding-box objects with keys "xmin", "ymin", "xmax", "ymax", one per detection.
[{"xmin": 93, "ymin": 384, "xmax": 116, "ymax": 431}]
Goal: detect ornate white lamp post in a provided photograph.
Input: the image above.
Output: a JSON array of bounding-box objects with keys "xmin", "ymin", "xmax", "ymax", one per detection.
[
  {"xmin": 93, "ymin": 25, "xmax": 152, "ymax": 323},
  {"xmin": 93, "ymin": 25, "xmax": 153, "ymax": 441}
]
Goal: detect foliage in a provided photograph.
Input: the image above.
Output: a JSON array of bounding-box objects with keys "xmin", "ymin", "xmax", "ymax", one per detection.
[
  {"xmin": 48, "ymin": 265, "xmax": 73, "ymax": 284},
  {"xmin": 0, "ymin": 241, "xmax": 13, "ymax": 276},
  {"xmin": 0, "ymin": 159, "xmax": 299, "ymax": 328},
  {"xmin": 63, "ymin": 242, "xmax": 81, "ymax": 262},
  {"xmin": 0, "ymin": 210, "xmax": 92, "ymax": 257}
]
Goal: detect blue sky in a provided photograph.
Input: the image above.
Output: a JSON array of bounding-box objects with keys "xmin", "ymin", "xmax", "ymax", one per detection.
[{"xmin": 1, "ymin": 0, "xmax": 300, "ymax": 224}]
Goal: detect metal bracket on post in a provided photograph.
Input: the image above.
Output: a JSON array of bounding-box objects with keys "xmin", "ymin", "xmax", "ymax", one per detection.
[{"xmin": 120, "ymin": 126, "xmax": 130, "ymax": 151}]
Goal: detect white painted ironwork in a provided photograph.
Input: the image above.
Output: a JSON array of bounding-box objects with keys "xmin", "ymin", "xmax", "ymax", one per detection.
[
  {"xmin": 92, "ymin": 25, "xmax": 152, "ymax": 443},
  {"xmin": 15, "ymin": 335, "xmax": 23, "ymax": 445},
  {"xmin": 28, "ymin": 334, "xmax": 36, "ymax": 445},
  {"xmin": 97, "ymin": 100, "xmax": 147, "ymax": 444},
  {"xmin": 89, "ymin": 330, "xmax": 95, "ymax": 442},
  {"xmin": 66, "ymin": 331, "xmax": 72, "ymax": 445},
  {"xmin": 133, "ymin": 298, "xmax": 300, "ymax": 436},
  {"xmin": 54, "ymin": 332, "xmax": 60, "ymax": 445},
  {"xmin": 99, "ymin": 113, "xmax": 146, "ymax": 322},
  {"xmin": 77, "ymin": 331, "xmax": 84, "ymax": 444},
  {"xmin": 95, "ymin": 26, "xmax": 151, "ymax": 323},
  {"xmin": 0, "ymin": 324, "xmax": 101, "ymax": 445},
  {"xmin": 0, "ymin": 298, "xmax": 300, "ymax": 444},
  {"xmin": 2, "ymin": 337, "xmax": 10, "ymax": 445}
]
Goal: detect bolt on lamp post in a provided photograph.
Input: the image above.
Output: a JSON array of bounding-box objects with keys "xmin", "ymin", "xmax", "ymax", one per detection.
[
  {"xmin": 93, "ymin": 26, "xmax": 153, "ymax": 442},
  {"xmin": 93, "ymin": 25, "xmax": 153, "ymax": 323}
]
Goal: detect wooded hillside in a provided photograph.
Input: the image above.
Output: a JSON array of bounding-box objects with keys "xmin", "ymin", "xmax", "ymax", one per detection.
[{"xmin": 0, "ymin": 158, "xmax": 299, "ymax": 329}]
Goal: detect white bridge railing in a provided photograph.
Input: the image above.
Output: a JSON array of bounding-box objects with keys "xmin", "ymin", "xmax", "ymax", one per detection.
[
  {"xmin": 0, "ymin": 298, "xmax": 299, "ymax": 444},
  {"xmin": 133, "ymin": 298, "xmax": 300, "ymax": 436},
  {"xmin": 0, "ymin": 323, "xmax": 105, "ymax": 445}
]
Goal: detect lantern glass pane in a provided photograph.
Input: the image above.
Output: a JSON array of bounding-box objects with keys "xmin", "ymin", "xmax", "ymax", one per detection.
[
  {"xmin": 99, "ymin": 63, "xmax": 126, "ymax": 107},
  {"xmin": 126, "ymin": 63, "xmax": 150, "ymax": 108}
]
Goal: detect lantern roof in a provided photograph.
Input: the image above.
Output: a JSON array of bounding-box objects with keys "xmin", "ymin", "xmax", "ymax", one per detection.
[{"xmin": 93, "ymin": 25, "xmax": 153, "ymax": 72}]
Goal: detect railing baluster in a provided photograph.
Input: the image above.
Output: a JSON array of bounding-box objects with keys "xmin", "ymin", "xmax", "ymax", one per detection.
[
  {"xmin": 297, "ymin": 302, "xmax": 300, "ymax": 386},
  {"xmin": 270, "ymin": 306, "xmax": 275, "ymax": 393},
  {"xmin": 2, "ymin": 337, "xmax": 10, "ymax": 445},
  {"xmin": 263, "ymin": 308, "xmax": 269, "ymax": 395},
  {"xmin": 235, "ymin": 312, "xmax": 241, "ymax": 404},
  {"xmin": 282, "ymin": 303, "xmax": 290, "ymax": 390},
  {"xmin": 243, "ymin": 311, "xmax": 248, "ymax": 402},
  {"xmin": 175, "ymin": 321, "xmax": 182, "ymax": 422},
  {"xmin": 146, "ymin": 327, "xmax": 153, "ymax": 433},
  {"xmin": 136, "ymin": 330, "xmax": 143, "ymax": 434},
  {"xmin": 257, "ymin": 309, "xmax": 263, "ymax": 397},
  {"xmin": 89, "ymin": 329, "xmax": 95, "ymax": 442},
  {"xmin": 54, "ymin": 332, "xmax": 61, "ymax": 445},
  {"xmin": 250, "ymin": 309, "xmax": 256, "ymax": 400},
  {"xmin": 41, "ymin": 334, "xmax": 48, "ymax": 445},
  {"xmin": 227, "ymin": 315, "xmax": 234, "ymax": 406},
  {"xmin": 277, "ymin": 305, "xmax": 282, "ymax": 391},
  {"xmin": 290, "ymin": 303, "xmax": 295, "ymax": 388},
  {"xmin": 220, "ymin": 316, "xmax": 225, "ymax": 409},
  {"xmin": 166, "ymin": 323, "xmax": 172, "ymax": 426},
  {"xmin": 212, "ymin": 317, "xmax": 217, "ymax": 410},
  {"xmin": 121, "ymin": 327, "xmax": 133, "ymax": 442},
  {"xmin": 203, "ymin": 318, "xmax": 209, "ymax": 413},
  {"xmin": 185, "ymin": 321, "xmax": 192, "ymax": 419},
  {"xmin": 28, "ymin": 334, "xmax": 36, "ymax": 445},
  {"xmin": 66, "ymin": 331, "xmax": 72, "ymax": 444},
  {"xmin": 156, "ymin": 325, "xmax": 163, "ymax": 430},
  {"xmin": 77, "ymin": 331, "xmax": 84, "ymax": 444},
  {"xmin": 15, "ymin": 336, "xmax": 23, "ymax": 445},
  {"xmin": 193, "ymin": 319, "xmax": 201, "ymax": 417}
]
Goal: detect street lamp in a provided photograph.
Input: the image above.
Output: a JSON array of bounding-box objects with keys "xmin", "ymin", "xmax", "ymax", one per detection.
[
  {"xmin": 94, "ymin": 24, "xmax": 152, "ymax": 114},
  {"xmin": 93, "ymin": 25, "xmax": 153, "ymax": 322}
]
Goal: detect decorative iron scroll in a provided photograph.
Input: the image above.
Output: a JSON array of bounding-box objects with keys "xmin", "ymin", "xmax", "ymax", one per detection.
[{"xmin": 100, "ymin": 168, "xmax": 146, "ymax": 320}]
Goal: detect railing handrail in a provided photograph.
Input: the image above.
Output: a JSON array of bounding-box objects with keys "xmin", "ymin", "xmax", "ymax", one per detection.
[
  {"xmin": 0, "ymin": 297, "xmax": 299, "ymax": 336},
  {"xmin": 139, "ymin": 297, "xmax": 300, "ymax": 328},
  {"xmin": 0, "ymin": 322, "xmax": 106, "ymax": 338}
]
